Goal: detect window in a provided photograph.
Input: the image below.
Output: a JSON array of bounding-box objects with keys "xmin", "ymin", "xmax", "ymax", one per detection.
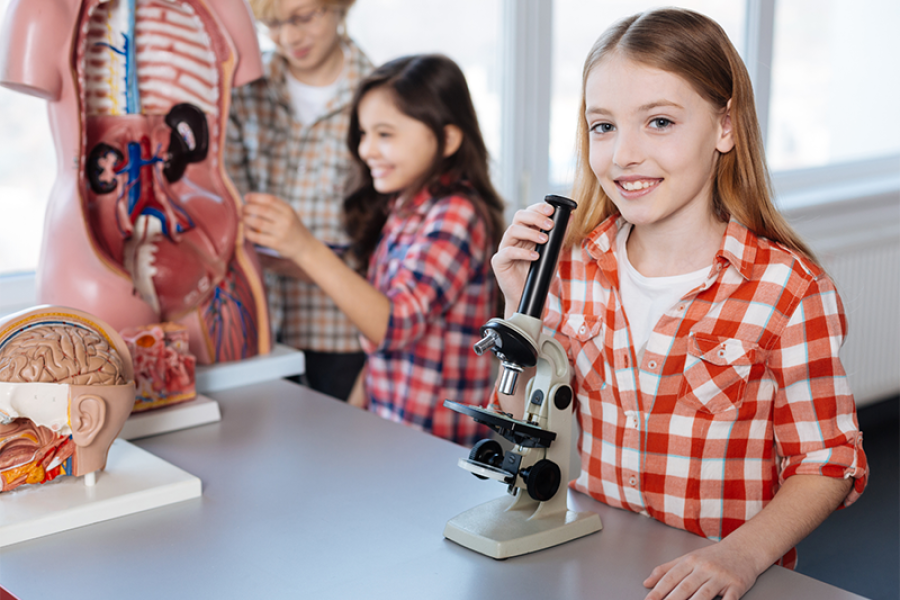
[
  {"xmin": 767, "ymin": 0, "xmax": 900, "ymax": 171},
  {"xmin": 0, "ymin": 0, "xmax": 54, "ymax": 275},
  {"xmin": 549, "ymin": 1, "xmax": 747, "ymax": 189},
  {"xmin": 346, "ymin": 0, "xmax": 503, "ymax": 164}
]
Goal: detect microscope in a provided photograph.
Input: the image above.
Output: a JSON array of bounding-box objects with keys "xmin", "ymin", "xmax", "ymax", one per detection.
[{"xmin": 443, "ymin": 194, "xmax": 601, "ymax": 559}]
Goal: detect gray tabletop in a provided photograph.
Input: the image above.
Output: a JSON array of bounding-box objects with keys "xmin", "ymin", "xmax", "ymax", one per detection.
[{"xmin": 0, "ymin": 379, "xmax": 867, "ymax": 599}]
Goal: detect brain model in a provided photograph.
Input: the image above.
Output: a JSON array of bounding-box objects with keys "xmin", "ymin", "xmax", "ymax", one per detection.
[{"xmin": 0, "ymin": 323, "xmax": 128, "ymax": 386}]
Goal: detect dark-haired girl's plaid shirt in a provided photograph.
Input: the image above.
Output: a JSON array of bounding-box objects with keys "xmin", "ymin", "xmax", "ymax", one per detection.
[
  {"xmin": 225, "ymin": 42, "xmax": 373, "ymax": 353},
  {"xmin": 361, "ymin": 188, "xmax": 495, "ymax": 447}
]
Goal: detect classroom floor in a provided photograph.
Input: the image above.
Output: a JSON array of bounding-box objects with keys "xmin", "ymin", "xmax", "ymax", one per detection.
[{"xmin": 795, "ymin": 395, "xmax": 899, "ymax": 600}]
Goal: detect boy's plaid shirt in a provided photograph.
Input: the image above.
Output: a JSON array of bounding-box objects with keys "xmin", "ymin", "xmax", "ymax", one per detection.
[
  {"xmin": 225, "ymin": 42, "xmax": 373, "ymax": 352},
  {"xmin": 544, "ymin": 216, "xmax": 867, "ymax": 567},
  {"xmin": 361, "ymin": 188, "xmax": 495, "ymax": 447}
]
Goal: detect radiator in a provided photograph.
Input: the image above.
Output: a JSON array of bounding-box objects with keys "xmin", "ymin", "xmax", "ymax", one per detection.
[
  {"xmin": 822, "ymin": 240, "xmax": 900, "ymax": 406},
  {"xmin": 788, "ymin": 190, "xmax": 900, "ymax": 407}
]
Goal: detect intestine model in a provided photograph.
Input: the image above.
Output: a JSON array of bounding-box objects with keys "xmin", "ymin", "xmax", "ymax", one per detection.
[
  {"xmin": 0, "ymin": 306, "xmax": 136, "ymax": 492},
  {"xmin": 121, "ymin": 322, "xmax": 196, "ymax": 412},
  {"xmin": 0, "ymin": 0, "xmax": 271, "ymax": 365}
]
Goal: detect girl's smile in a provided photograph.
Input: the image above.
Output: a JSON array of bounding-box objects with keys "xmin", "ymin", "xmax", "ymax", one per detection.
[{"xmin": 615, "ymin": 175, "xmax": 662, "ymax": 198}]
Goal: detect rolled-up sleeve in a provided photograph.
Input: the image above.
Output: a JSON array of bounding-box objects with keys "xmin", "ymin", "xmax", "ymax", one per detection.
[{"xmin": 771, "ymin": 274, "xmax": 868, "ymax": 508}]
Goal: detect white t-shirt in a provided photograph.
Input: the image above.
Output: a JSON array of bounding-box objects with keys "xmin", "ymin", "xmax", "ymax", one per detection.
[
  {"xmin": 616, "ymin": 224, "xmax": 709, "ymax": 355},
  {"xmin": 285, "ymin": 65, "xmax": 344, "ymax": 127}
]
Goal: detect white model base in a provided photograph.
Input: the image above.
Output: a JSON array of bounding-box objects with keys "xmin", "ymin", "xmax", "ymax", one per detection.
[
  {"xmin": 195, "ymin": 343, "xmax": 305, "ymax": 394},
  {"xmin": 119, "ymin": 393, "xmax": 221, "ymax": 440},
  {"xmin": 444, "ymin": 495, "xmax": 602, "ymax": 559},
  {"xmin": 0, "ymin": 439, "xmax": 201, "ymax": 548}
]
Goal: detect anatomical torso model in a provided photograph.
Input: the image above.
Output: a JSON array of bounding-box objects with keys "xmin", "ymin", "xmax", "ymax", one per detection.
[{"xmin": 0, "ymin": 0, "xmax": 271, "ymax": 364}]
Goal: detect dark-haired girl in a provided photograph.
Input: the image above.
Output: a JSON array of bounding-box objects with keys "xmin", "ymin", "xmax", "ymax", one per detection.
[{"xmin": 243, "ymin": 54, "xmax": 504, "ymax": 446}]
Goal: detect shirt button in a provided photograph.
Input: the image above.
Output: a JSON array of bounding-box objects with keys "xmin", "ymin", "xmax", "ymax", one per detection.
[
  {"xmin": 579, "ymin": 325, "xmax": 587, "ymax": 334},
  {"xmin": 625, "ymin": 411, "xmax": 638, "ymax": 429},
  {"xmin": 647, "ymin": 360, "xmax": 657, "ymax": 370},
  {"xmin": 677, "ymin": 304, "xmax": 685, "ymax": 312},
  {"xmin": 717, "ymin": 349, "xmax": 726, "ymax": 358},
  {"xmin": 629, "ymin": 477, "xmax": 637, "ymax": 486}
]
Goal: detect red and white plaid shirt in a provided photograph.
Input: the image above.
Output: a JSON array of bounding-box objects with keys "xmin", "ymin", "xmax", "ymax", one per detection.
[
  {"xmin": 545, "ymin": 216, "xmax": 868, "ymax": 568},
  {"xmin": 360, "ymin": 186, "xmax": 495, "ymax": 446}
]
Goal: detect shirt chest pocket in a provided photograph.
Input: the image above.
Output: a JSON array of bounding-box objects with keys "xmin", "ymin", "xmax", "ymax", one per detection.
[
  {"xmin": 680, "ymin": 334, "xmax": 761, "ymax": 414},
  {"xmin": 560, "ymin": 314, "xmax": 606, "ymax": 392}
]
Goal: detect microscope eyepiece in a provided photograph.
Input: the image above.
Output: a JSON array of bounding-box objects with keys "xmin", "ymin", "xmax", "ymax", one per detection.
[{"xmin": 517, "ymin": 195, "xmax": 578, "ymax": 319}]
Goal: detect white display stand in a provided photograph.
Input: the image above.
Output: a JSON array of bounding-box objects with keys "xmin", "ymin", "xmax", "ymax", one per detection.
[
  {"xmin": 119, "ymin": 394, "xmax": 221, "ymax": 440},
  {"xmin": 195, "ymin": 343, "xmax": 305, "ymax": 394},
  {"xmin": 0, "ymin": 439, "xmax": 201, "ymax": 548},
  {"xmin": 117, "ymin": 344, "xmax": 305, "ymax": 440}
]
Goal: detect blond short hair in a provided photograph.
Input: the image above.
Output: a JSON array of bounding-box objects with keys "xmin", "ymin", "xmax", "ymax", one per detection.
[{"xmin": 249, "ymin": 0, "xmax": 356, "ymax": 23}]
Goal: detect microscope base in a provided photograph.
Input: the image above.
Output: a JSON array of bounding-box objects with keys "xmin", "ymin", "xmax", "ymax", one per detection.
[{"xmin": 444, "ymin": 495, "xmax": 602, "ymax": 559}]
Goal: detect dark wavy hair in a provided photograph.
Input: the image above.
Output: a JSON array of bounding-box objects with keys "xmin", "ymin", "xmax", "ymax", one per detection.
[{"xmin": 343, "ymin": 54, "xmax": 505, "ymax": 272}]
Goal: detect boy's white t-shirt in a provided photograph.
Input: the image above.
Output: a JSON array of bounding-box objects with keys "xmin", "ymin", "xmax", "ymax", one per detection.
[
  {"xmin": 616, "ymin": 224, "xmax": 709, "ymax": 356},
  {"xmin": 285, "ymin": 63, "xmax": 344, "ymax": 127}
]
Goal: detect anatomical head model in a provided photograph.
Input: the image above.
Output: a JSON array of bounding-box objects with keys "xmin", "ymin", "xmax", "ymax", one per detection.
[
  {"xmin": 0, "ymin": 306, "xmax": 136, "ymax": 493},
  {"xmin": 0, "ymin": 0, "xmax": 271, "ymax": 364}
]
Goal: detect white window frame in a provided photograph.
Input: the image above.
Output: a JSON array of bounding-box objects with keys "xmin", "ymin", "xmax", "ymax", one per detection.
[{"xmin": 498, "ymin": 0, "xmax": 553, "ymax": 213}]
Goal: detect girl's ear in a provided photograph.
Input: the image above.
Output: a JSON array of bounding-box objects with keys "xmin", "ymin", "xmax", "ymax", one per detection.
[
  {"xmin": 716, "ymin": 99, "xmax": 735, "ymax": 154},
  {"xmin": 443, "ymin": 125, "xmax": 463, "ymax": 158}
]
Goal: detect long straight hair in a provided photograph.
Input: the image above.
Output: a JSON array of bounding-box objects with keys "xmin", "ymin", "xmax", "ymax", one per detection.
[
  {"xmin": 568, "ymin": 8, "xmax": 816, "ymax": 262},
  {"xmin": 343, "ymin": 54, "xmax": 505, "ymax": 272}
]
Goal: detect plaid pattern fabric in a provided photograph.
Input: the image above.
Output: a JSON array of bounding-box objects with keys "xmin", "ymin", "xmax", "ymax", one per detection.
[
  {"xmin": 225, "ymin": 41, "xmax": 373, "ymax": 352},
  {"xmin": 544, "ymin": 216, "xmax": 867, "ymax": 568},
  {"xmin": 360, "ymin": 188, "xmax": 495, "ymax": 446}
]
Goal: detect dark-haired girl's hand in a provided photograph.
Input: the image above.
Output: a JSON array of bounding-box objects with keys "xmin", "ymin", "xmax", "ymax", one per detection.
[
  {"xmin": 244, "ymin": 193, "xmax": 391, "ymax": 346},
  {"xmin": 491, "ymin": 202, "xmax": 557, "ymax": 317},
  {"xmin": 243, "ymin": 192, "xmax": 315, "ymax": 266}
]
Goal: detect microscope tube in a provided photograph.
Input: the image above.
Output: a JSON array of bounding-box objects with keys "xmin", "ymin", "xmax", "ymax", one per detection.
[{"xmin": 517, "ymin": 195, "xmax": 578, "ymax": 319}]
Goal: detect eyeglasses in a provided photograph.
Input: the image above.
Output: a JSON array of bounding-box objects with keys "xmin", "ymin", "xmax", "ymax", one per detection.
[{"xmin": 264, "ymin": 6, "xmax": 330, "ymax": 31}]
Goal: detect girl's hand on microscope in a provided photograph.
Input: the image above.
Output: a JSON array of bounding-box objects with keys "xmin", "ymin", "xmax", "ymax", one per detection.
[{"xmin": 492, "ymin": 202, "xmax": 556, "ymax": 317}]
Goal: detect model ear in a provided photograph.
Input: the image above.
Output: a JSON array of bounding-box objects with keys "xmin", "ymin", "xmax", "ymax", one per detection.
[
  {"xmin": 71, "ymin": 394, "xmax": 107, "ymax": 447},
  {"xmin": 443, "ymin": 124, "xmax": 463, "ymax": 158},
  {"xmin": 716, "ymin": 99, "xmax": 735, "ymax": 154}
]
